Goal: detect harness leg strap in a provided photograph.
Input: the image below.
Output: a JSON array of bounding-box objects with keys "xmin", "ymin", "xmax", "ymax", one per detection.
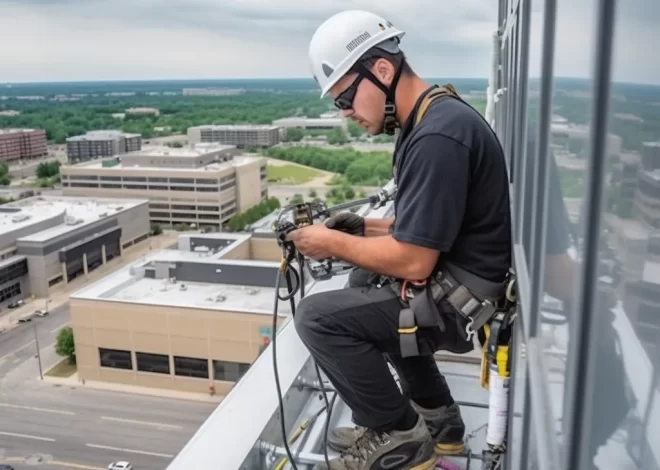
[{"xmin": 398, "ymin": 307, "xmax": 420, "ymax": 358}]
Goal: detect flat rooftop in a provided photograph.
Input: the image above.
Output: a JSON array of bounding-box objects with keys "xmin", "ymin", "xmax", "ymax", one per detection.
[
  {"xmin": 109, "ymin": 277, "xmax": 287, "ymax": 314},
  {"xmin": 67, "ymin": 130, "xmax": 140, "ymax": 141},
  {"xmin": 68, "ymin": 155, "xmax": 262, "ymax": 172},
  {"xmin": 71, "ymin": 244, "xmax": 297, "ymax": 315},
  {"xmin": 0, "ymin": 128, "xmax": 39, "ymax": 134},
  {"xmin": 642, "ymin": 261, "xmax": 660, "ymax": 284},
  {"xmin": 191, "ymin": 124, "xmax": 279, "ymax": 131},
  {"xmin": 125, "ymin": 144, "xmax": 235, "ymax": 158},
  {"xmin": 1, "ymin": 195, "xmax": 145, "ymax": 241}
]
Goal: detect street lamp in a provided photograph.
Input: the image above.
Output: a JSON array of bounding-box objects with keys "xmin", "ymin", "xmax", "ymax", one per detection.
[{"xmin": 33, "ymin": 321, "xmax": 43, "ymax": 380}]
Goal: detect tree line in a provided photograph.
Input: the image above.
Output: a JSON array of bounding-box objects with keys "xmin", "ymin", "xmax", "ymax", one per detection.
[
  {"xmin": 263, "ymin": 146, "xmax": 393, "ymax": 186},
  {"xmin": 0, "ymin": 92, "xmax": 332, "ymax": 144}
]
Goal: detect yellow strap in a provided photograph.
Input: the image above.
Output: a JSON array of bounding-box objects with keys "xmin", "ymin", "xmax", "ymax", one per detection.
[{"xmin": 414, "ymin": 84, "xmax": 460, "ymax": 126}]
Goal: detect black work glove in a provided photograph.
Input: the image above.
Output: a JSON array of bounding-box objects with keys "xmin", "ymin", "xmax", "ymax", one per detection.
[{"xmin": 324, "ymin": 212, "xmax": 365, "ymax": 236}]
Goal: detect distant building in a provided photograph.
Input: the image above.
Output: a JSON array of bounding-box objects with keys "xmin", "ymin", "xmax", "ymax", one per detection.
[
  {"xmin": 633, "ymin": 142, "xmax": 660, "ymax": 230},
  {"xmin": 69, "ymin": 231, "xmax": 296, "ymax": 395},
  {"xmin": 125, "ymin": 107, "xmax": 160, "ymax": 116},
  {"xmin": 182, "ymin": 88, "xmax": 246, "ymax": 96},
  {"xmin": 272, "ymin": 116, "xmax": 346, "ymax": 131},
  {"xmin": 66, "ymin": 130, "xmax": 142, "ymax": 163},
  {"xmin": 187, "ymin": 125, "xmax": 280, "ymax": 149},
  {"xmin": 0, "ymin": 129, "xmax": 48, "ymax": 163},
  {"xmin": 0, "ymin": 110, "xmax": 20, "ymax": 117},
  {"xmin": 0, "ymin": 195, "xmax": 149, "ymax": 300},
  {"xmin": 60, "ymin": 144, "xmax": 268, "ymax": 230}
]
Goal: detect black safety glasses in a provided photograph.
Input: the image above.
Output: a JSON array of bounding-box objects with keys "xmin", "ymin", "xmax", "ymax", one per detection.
[{"xmin": 334, "ymin": 75, "xmax": 365, "ymax": 110}]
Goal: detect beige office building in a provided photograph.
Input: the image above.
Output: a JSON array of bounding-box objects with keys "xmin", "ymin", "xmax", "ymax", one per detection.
[
  {"xmin": 60, "ymin": 144, "xmax": 269, "ymax": 230},
  {"xmin": 69, "ymin": 232, "xmax": 302, "ymax": 395},
  {"xmin": 187, "ymin": 125, "xmax": 280, "ymax": 149}
]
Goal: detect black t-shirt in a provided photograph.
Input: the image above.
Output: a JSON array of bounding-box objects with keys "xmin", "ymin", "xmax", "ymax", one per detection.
[{"xmin": 391, "ymin": 87, "xmax": 512, "ymax": 282}]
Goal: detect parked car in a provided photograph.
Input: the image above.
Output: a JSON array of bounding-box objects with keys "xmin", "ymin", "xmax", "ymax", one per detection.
[
  {"xmin": 7, "ymin": 299, "xmax": 25, "ymax": 309},
  {"xmin": 108, "ymin": 462, "xmax": 132, "ymax": 470},
  {"xmin": 34, "ymin": 309, "xmax": 49, "ymax": 317}
]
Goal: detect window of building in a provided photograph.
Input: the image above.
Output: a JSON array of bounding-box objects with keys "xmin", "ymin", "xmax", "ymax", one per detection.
[
  {"xmin": 0, "ymin": 282, "xmax": 21, "ymax": 303},
  {"xmin": 136, "ymin": 352, "xmax": 170, "ymax": 374},
  {"xmin": 99, "ymin": 348, "xmax": 132, "ymax": 370},
  {"xmin": 173, "ymin": 356, "xmax": 209, "ymax": 379},
  {"xmin": 212, "ymin": 360, "xmax": 251, "ymax": 382}
]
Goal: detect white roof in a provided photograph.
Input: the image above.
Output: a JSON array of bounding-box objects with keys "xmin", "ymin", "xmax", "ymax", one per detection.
[
  {"xmin": 67, "ymin": 155, "xmax": 261, "ymax": 173},
  {"xmin": 2, "ymin": 196, "xmax": 145, "ymax": 242},
  {"xmin": 71, "ymin": 247, "xmax": 298, "ymax": 315},
  {"xmin": 191, "ymin": 124, "xmax": 279, "ymax": 131},
  {"xmin": 126, "ymin": 144, "xmax": 235, "ymax": 158}
]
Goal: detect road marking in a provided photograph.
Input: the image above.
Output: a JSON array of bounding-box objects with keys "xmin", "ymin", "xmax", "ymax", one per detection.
[
  {"xmin": 50, "ymin": 322, "xmax": 70, "ymax": 334},
  {"xmin": 0, "ymin": 403, "xmax": 76, "ymax": 415},
  {"xmin": 100, "ymin": 416, "xmax": 182, "ymax": 430},
  {"xmin": 85, "ymin": 443, "xmax": 173, "ymax": 458},
  {"xmin": 49, "ymin": 461, "xmax": 105, "ymax": 470},
  {"xmin": 0, "ymin": 340, "xmax": 35, "ymax": 363},
  {"xmin": 0, "ymin": 431, "xmax": 56, "ymax": 442}
]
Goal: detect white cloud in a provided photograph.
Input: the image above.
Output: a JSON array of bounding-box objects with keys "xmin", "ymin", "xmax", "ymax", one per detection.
[{"xmin": 0, "ymin": 0, "xmax": 657, "ymax": 84}]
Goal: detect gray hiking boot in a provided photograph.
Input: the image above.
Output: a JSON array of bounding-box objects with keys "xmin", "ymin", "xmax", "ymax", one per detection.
[
  {"xmin": 316, "ymin": 415, "xmax": 437, "ymax": 470},
  {"xmin": 328, "ymin": 402, "xmax": 466, "ymax": 456}
]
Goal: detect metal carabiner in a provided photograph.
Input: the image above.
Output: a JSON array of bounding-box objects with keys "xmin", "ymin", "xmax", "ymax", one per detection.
[{"xmin": 465, "ymin": 317, "xmax": 475, "ymax": 342}]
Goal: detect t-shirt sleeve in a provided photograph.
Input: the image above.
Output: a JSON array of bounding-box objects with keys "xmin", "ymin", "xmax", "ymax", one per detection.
[{"xmin": 392, "ymin": 133, "xmax": 470, "ymax": 251}]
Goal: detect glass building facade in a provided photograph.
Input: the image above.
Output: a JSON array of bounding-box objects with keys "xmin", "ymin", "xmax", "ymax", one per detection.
[{"xmin": 498, "ymin": 0, "xmax": 659, "ymax": 468}]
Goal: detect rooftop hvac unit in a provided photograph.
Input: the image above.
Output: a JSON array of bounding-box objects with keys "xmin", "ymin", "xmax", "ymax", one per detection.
[
  {"xmin": 98, "ymin": 212, "xmax": 108, "ymax": 218},
  {"xmin": 115, "ymin": 206, "xmax": 124, "ymax": 211},
  {"xmin": 65, "ymin": 216, "xmax": 83, "ymax": 225},
  {"xmin": 246, "ymin": 288, "xmax": 260, "ymax": 296},
  {"xmin": 11, "ymin": 213, "xmax": 30, "ymax": 223},
  {"xmin": 180, "ymin": 284, "xmax": 187, "ymax": 291},
  {"xmin": 215, "ymin": 294, "xmax": 227, "ymax": 302}
]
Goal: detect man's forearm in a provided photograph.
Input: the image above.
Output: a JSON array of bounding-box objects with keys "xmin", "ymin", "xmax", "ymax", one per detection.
[
  {"xmin": 364, "ymin": 217, "xmax": 394, "ymax": 237},
  {"xmin": 326, "ymin": 230, "xmax": 432, "ymax": 280}
]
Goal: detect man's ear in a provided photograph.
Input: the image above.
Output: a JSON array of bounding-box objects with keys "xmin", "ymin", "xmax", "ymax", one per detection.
[{"xmin": 373, "ymin": 58, "xmax": 394, "ymax": 86}]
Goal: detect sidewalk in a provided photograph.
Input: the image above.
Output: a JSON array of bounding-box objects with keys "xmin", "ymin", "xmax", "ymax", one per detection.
[
  {"xmin": 0, "ymin": 231, "xmax": 181, "ymax": 332},
  {"xmin": 43, "ymin": 371, "xmax": 224, "ymax": 404}
]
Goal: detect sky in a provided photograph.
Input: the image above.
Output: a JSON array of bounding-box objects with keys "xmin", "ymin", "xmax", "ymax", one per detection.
[{"xmin": 0, "ymin": 0, "xmax": 657, "ymax": 85}]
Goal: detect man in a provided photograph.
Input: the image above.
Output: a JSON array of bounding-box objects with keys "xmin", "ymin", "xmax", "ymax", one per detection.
[{"xmin": 286, "ymin": 10, "xmax": 512, "ymax": 470}]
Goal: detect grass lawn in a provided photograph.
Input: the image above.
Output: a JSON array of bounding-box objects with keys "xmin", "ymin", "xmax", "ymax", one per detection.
[
  {"xmin": 45, "ymin": 359, "xmax": 77, "ymax": 378},
  {"xmin": 267, "ymin": 164, "xmax": 321, "ymax": 185}
]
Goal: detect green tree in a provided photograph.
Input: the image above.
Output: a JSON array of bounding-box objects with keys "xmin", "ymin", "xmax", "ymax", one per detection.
[
  {"xmin": 290, "ymin": 193, "xmax": 304, "ymax": 205},
  {"xmin": 344, "ymin": 186, "xmax": 355, "ymax": 199},
  {"xmin": 346, "ymin": 121, "xmax": 363, "ymax": 138},
  {"xmin": 55, "ymin": 327, "xmax": 76, "ymax": 365},
  {"xmin": 327, "ymin": 128, "xmax": 348, "ymax": 145},
  {"xmin": 308, "ymin": 189, "xmax": 317, "ymax": 198},
  {"xmin": 151, "ymin": 224, "xmax": 163, "ymax": 235},
  {"xmin": 226, "ymin": 197, "xmax": 281, "ymax": 232},
  {"xmin": 283, "ymin": 128, "xmax": 305, "ymax": 142},
  {"xmin": 36, "ymin": 161, "xmax": 61, "ymax": 179}
]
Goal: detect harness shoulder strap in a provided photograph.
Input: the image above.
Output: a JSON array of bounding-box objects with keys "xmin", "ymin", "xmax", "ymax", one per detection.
[{"xmin": 414, "ymin": 84, "xmax": 461, "ymax": 127}]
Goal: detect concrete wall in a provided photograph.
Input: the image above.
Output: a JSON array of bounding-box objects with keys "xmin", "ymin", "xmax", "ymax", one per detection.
[
  {"xmin": 235, "ymin": 159, "xmax": 263, "ymax": 213},
  {"xmin": 0, "ymin": 211, "xmax": 64, "ymax": 252},
  {"xmin": 249, "ymin": 237, "xmax": 281, "ymax": 262},
  {"xmin": 219, "ymin": 238, "xmax": 251, "ymax": 260},
  {"xmin": 113, "ymin": 201, "xmax": 150, "ymax": 244},
  {"xmin": 71, "ymin": 298, "xmax": 285, "ymax": 395},
  {"xmin": 171, "ymin": 261, "xmax": 282, "ymax": 288}
]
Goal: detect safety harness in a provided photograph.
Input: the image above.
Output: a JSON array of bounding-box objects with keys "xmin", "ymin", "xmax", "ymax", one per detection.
[{"xmin": 391, "ymin": 84, "xmax": 517, "ymax": 357}]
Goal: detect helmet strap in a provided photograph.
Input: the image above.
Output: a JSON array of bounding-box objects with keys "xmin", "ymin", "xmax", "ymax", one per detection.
[{"xmin": 355, "ymin": 62, "xmax": 404, "ymax": 135}]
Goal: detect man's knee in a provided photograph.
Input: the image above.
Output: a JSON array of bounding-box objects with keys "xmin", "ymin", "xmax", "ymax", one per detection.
[{"xmin": 293, "ymin": 291, "xmax": 336, "ymax": 344}]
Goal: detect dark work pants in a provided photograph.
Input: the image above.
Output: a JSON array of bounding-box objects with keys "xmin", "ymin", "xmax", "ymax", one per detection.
[{"xmin": 294, "ymin": 268, "xmax": 473, "ymax": 432}]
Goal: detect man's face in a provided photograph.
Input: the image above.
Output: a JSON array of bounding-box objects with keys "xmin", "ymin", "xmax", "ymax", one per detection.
[{"xmin": 329, "ymin": 59, "xmax": 393, "ymax": 136}]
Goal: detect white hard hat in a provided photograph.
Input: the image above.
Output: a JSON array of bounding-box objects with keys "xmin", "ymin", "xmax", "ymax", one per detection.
[{"xmin": 309, "ymin": 10, "xmax": 406, "ymax": 98}]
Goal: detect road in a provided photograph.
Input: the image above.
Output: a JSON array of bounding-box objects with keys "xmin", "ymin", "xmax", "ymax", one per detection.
[
  {"xmin": 0, "ymin": 304, "xmax": 216, "ymax": 470},
  {"xmin": 0, "ymin": 303, "xmax": 71, "ymax": 380}
]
